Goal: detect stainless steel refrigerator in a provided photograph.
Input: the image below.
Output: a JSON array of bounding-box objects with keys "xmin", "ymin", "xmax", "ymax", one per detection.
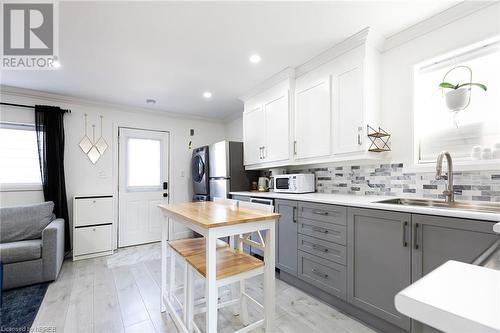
[{"xmin": 209, "ymin": 141, "xmax": 258, "ymax": 199}]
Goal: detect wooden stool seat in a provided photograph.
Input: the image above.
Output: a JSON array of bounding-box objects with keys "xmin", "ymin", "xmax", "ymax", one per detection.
[
  {"xmin": 186, "ymin": 248, "xmax": 264, "ymax": 280},
  {"xmin": 168, "ymin": 238, "xmax": 228, "ymax": 258}
]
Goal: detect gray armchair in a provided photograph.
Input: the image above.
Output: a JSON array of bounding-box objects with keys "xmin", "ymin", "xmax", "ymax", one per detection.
[{"xmin": 0, "ymin": 202, "xmax": 65, "ymax": 289}]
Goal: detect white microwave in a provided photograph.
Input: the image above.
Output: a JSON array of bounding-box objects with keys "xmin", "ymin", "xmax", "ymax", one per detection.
[{"xmin": 274, "ymin": 174, "xmax": 315, "ymax": 193}]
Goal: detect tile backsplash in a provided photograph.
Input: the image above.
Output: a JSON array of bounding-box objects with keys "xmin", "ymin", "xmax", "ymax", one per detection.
[{"xmin": 288, "ymin": 163, "xmax": 500, "ymax": 202}]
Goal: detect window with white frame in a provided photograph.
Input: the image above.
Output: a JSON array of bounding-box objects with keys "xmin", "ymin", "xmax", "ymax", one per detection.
[
  {"xmin": 413, "ymin": 38, "xmax": 500, "ymax": 164},
  {"xmin": 0, "ymin": 123, "xmax": 42, "ymax": 187}
]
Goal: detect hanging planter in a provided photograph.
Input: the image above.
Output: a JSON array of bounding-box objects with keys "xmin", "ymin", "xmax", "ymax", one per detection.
[{"xmin": 438, "ymin": 65, "xmax": 487, "ymax": 112}]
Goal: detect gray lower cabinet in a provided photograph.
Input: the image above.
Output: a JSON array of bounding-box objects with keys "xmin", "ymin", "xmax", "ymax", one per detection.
[
  {"xmin": 276, "ymin": 199, "xmax": 298, "ymax": 276},
  {"xmin": 410, "ymin": 214, "xmax": 498, "ymax": 333},
  {"xmin": 347, "ymin": 207, "xmax": 412, "ymax": 331},
  {"xmin": 298, "ymin": 250, "xmax": 347, "ymax": 299}
]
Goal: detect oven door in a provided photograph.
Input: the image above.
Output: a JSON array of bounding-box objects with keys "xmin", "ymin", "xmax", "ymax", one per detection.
[{"xmin": 274, "ymin": 177, "xmax": 290, "ymax": 192}]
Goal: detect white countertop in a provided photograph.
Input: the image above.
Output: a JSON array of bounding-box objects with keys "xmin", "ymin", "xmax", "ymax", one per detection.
[
  {"xmin": 229, "ymin": 191, "xmax": 500, "ymax": 222},
  {"xmin": 395, "ymin": 261, "xmax": 500, "ymax": 333}
]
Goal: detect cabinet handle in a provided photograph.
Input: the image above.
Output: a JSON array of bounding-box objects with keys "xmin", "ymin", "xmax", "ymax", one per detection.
[
  {"xmin": 357, "ymin": 126, "xmax": 363, "ymax": 145},
  {"xmin": 414, "ymin": 223, "xmax": 419, "ymax": 249},
  {"xmin": 259, "ymin": 147, "xmax": 263, "ymax": 159},
  {"xmin": 263, "ymin": 146, "xmax": 266, "ymax": 159},
  {"xmin": 402, "ymin": 221, "xmax": 408, "ymax": 247},
  {"xmin": 312, "ymin": 244, "xmax": 329, "ymax": 253},
  {"xmin": 293, "ymin": 140, "xmax": 297, "ymax": 155},
  {"xmin": 312, "ymin": 226, "xmax": 329, "ymax": 234},
  {"xmin": 311, "ymin": 268, "xmax": 328, "ymax": 279},
  {"xmin": 312, "ymin": 210, "xmax": 329, "ymax": 216},
  {"xmin": 293, "ymin": 206, "xmax": 297, "ymax": 223}
]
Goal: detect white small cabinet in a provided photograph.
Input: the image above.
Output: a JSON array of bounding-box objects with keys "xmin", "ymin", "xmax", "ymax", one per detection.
[
  {"xmin": 243, "ymin": 78, "xmax": 291, "ymax": 167},
  {"xmin": 73, "ymin": 194, "xmax": 114, "ymax": 260}
]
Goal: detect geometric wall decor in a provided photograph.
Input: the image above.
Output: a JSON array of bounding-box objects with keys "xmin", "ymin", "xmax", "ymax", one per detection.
[{"xmin": 80, "ymin": 114, "xmax": 107, "ymax": 164}]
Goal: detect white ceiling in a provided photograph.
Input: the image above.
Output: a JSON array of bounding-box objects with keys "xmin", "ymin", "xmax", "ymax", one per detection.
[{"xmin": 2, "ymin": 1, "xmax": 461, "ymax": 119}]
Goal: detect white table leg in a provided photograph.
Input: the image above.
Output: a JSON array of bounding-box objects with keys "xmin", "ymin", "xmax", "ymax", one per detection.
[
  {"xmin": 161, "ymin": 219, "xmax": 168, "ymax": 312},
  {"xmin": 206, "ymin": 230, "xmax": 218, "ymax": 333},
  {"xmin": 187, "ymin": 266, "xmax": 194, "ymax": 333},
  {"xmin": 263, "ymin": 223, "xmax": 276, "ymax": 331},
  {"xmin": 229, "ymin": 235, "xmax": 240, "ymax": 316}
]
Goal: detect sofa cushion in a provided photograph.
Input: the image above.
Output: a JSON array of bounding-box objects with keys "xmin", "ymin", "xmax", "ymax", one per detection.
[
  {"xmin": 0, "ymin": 202, "xmax": 55, "ymax": 243},
  {"xmin": 0, "ymin": 239, "xmax": 42, "ymax": 264}
]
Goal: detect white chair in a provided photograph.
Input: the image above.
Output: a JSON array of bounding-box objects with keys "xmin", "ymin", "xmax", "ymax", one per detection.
[{"xmin": 185, "ymin": 201, "xmax": 274, "ymax": 333}]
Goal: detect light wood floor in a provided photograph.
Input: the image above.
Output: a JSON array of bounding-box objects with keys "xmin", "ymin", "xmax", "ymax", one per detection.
[{"xmin": 32, "ymin": 243, "xmax": 376, "ymax": 333}]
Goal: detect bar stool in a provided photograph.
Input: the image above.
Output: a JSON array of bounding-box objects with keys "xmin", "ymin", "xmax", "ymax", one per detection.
[
  {"xmin": 185, "ymin": 201, "xmax": 274, "ymax": 333},
  {"xmin": 165, "ymin": 198, "xmax": 238, "ymax": 329}
]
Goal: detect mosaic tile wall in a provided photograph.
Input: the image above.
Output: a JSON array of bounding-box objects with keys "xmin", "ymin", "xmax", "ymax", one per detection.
[{"xmin": 289, "ymin": 163, "xmax": 500, "ymax": 202}]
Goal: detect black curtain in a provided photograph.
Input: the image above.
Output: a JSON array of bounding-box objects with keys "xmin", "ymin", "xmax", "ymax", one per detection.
[{"xmin": 35, "ymin": 105, "xmax": 70, "ymax": 251}]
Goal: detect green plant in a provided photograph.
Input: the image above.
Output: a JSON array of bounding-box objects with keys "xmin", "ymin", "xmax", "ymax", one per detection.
[{"xmin": 438, "ymin": 81, "xmax": 487, "ymax": 91}]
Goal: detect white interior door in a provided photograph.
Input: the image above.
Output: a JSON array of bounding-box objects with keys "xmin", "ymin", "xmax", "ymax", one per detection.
[{"xmin": 118, "ymin": 128, "xmax": 169, "ymax": 247}]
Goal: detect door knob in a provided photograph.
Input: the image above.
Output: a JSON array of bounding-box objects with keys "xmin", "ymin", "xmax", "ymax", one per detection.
[{"xmin": 163, "ymin": 193, "xmax": 168, "ymax": 198}]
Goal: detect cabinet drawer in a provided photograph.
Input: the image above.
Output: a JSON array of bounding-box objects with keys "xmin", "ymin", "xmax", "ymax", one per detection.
[
  {"xmin": 298, "ymin": 250, "xmax": 347, "ymax": 300},
  {"xmin": 75, "ymin": 197, "xmax": 113, "ymax": 227},
  {"xmin": 299, "ymin": 202, "xmax": 346, "ymax": 225},
  {"xmin": 299, "ymin": 218, "xmax": 346, "ymax": 245},
  {"xmin": 74, "ymin": 224, "xmax": 112, "ymax": 256},
  {"xmin": 298, "ymin": 234, "xmax": 346, "ymax": 265}
]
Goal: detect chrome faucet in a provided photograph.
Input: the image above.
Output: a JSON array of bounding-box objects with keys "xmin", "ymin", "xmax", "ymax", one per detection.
[{"xmin": 436, "ymin": 151, "xmax": 454, "ymax": 203}]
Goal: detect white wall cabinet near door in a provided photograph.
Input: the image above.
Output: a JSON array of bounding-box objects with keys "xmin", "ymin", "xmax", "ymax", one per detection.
[
  {"xmin": 73, "ymin": 194, "xmax": 114, "ymax": 261},
  {"xmin": 243, "ymin": 78, "xmax": 292, "ymax": 168}
]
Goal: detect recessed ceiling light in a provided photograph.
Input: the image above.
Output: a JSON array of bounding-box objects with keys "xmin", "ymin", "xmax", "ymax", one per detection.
[
  {"xmin": 52, "ymin": 56, "xmax": 61, "ymax": 68},
  {"xmin": 146, "ymin": 98, "xmax": 156, "ymax": 105},
  {"xmin": 203, "ymin": 91, "xmax": 212, "ymax": 99},
  {"xmin": 249, "ymin": 54, "xmax": 261, "ymax": 64}
]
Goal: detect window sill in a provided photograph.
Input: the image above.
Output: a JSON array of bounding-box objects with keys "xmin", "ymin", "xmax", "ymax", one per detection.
[
  {"xmin": 0, "ymin": 183, "xmax": 43, "ymax": 192},
  {"xmin": 406, "ymin": 159, "xmax": 500, "ymax": 173}
]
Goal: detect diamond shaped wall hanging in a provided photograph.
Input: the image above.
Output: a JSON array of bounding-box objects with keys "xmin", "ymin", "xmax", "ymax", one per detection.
[
  {"xmin": 79, "ymin": 114, "xmax": 93, "ymax": 153},
  {"xmin": 95, "ymin": 115, "xmax": 108, "ymax": 154},
  {"xmin": 87, "ymin": 146, "xmax": 101, "ymax": 164}
]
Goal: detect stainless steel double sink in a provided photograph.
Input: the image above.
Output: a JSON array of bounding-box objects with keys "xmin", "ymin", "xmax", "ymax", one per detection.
[{"xmin": 375, "ymin": 197, "xmax": 500, "ymax": 214}]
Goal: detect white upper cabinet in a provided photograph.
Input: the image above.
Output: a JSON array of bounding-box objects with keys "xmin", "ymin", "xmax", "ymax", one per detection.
[
  {"xmin": 243, "ymin": 77, "xmax": 292, "ymax": 167},
  {"xmin": 241, "ymin": 28, "xmax": 382, "ymax": 168},
  {"xmin": 264, "ymin": 92, "xmax": 290, "ymax": 162},
  {"xmin": 243, "ymin": 104, "xmax": 265, "ymax": 165},
  {"xmin": 331, "ymin": 50, "xmax": 366, "ymax": 154},
  {"xmin": 294, "ymin": 74, "xmax": 331, "ymax": 160},
  {"xmin": 333, "ymin": 66, "xmax": 364, "ymax": 153}
]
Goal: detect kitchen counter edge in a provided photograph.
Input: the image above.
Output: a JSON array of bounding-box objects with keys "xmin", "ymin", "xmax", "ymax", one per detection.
[{"xmin": 229, "ymin": 191, "xmax": 500, "ymax": 222}]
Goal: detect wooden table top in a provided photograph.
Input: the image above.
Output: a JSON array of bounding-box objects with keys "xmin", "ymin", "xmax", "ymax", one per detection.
[{"xmin": 158, "ymin": 201, "xmax": 281, "ymax": 229}]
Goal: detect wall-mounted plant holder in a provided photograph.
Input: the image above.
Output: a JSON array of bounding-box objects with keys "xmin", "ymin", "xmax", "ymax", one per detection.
[{"xmin": 367, "ymin": 125, "xmax": 391, "ymax": 152}]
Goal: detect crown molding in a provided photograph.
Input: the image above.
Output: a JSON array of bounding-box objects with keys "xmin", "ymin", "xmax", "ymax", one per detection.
[
  {"xmin": 383, "ymin": 1, "xmax": 497, "ymax": 52},
  {"xmin": 0, "ymin": 85, "xmax": 225, "ymax": 123},
  {"xmin": 295, "ymin": 27, "xmax": 382, "ymax": 77},
  {"xmin": 239, "ymin": 67, "xmax": 295, "ymax": 102}
]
